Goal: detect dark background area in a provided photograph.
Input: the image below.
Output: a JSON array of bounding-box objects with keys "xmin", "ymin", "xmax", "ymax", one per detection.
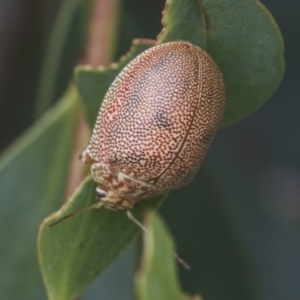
[{"xmin": 0, "ymin": 1, "xmax": 299, "ymax": 300}]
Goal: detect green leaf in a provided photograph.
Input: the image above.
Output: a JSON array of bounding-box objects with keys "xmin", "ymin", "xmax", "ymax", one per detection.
[
  {"xmin": 158, "ymin": 0, "xmax": 284, "ymax": 126},
  {"xmin": 75, "ymin": 39, "xmax": 155, "ymax": 127},
  {"xmin": 0, "ymin": 89, "xmax": 78, "ymax": 299},
  {"xmin": 135, "ymin": 212, "xmax": 202, "ymax": 300},
  {"xmin": 37, "ymin": 177, "xmax": 164, "ymax": 300},
  {"xmin": 35, "ymin": 0, "xmax": 91, "ymax": 117},
  {"xmin": 157, "ymin": 0, "xmax": 207, "ymax": 48}
]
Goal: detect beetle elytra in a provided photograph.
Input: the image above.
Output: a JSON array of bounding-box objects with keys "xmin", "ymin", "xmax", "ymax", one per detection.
[{"xmin": 81, "ymin": 41, "xmax": 225, "ymax": 210}]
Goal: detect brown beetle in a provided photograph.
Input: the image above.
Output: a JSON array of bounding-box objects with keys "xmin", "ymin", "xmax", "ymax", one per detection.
[{"xmin": 81, "ymin": 41, "xmax": 225, "ymax": 210}]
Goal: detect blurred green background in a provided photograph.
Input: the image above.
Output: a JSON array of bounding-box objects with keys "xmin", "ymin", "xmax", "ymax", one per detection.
[{"xmin": 0, "ymin": 1, "xmax": 298, "ymax": 300}]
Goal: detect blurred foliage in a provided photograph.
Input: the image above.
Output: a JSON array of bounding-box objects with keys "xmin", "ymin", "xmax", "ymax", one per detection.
[
  {"xmin": 34, "ymin": 0, "xmax": 92, "ymax": 117},
  {"xmin": 0, "ymin": 90, "xmax": 78, "ymax": 299}
]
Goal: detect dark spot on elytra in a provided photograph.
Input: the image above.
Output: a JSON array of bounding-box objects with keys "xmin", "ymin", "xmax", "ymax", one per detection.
[{"xmin": 154, "ymin": 110, "xmax": 170, "ymax": 129}]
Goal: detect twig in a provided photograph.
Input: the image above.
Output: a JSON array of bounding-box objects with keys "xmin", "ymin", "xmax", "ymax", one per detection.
[
  {"xmin": 85, "ymin": 0, "xmax": 121, "ymax": 66},
  {"xmin": 66, "ymin": 0, "xmax": 121, "ymax": 197}
]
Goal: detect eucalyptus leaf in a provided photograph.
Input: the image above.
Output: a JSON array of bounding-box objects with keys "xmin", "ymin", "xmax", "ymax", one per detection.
[
  {"xmin": 157, "ymin": 0, "xmax": 207, "ymax": 49},
  {"xmin": 38, "ymin": 177, "xmax": 164, "ymax": 300},
  {"xmin": 0, "ymin": 90, "xmax": 78, "ymax": 299},
  {"xmin": 158, "ymin": 0, "xmax": 284, "ymax": 125},
  {"xmin": 135, "ymin": 212, "xmax": 202, "ymax": 300},
  {"xmin": 75, "ymin": 39, "xmax": 154, "ymax": 127}
]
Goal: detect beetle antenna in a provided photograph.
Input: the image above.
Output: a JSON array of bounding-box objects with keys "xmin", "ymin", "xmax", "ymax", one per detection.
[
  {"xmin": 126, "ymin": 210, "xmax": 191, "ymax": 270},
  {"xmin": 49, "ymin": 202, "xmax": 103, "ymax": 228}
]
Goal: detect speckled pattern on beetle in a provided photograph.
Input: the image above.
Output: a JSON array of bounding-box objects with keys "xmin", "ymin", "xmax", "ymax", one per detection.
[{"xmin": 81, "ymin": 41, "xmax": 225, "ymax": 210}]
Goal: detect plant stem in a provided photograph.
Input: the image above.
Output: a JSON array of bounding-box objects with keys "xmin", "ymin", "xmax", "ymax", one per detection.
[
  {"xmin": 66, "ymin": 0, "xmax": 121, "ymax": 196},
  {"xmin": 85, "ymin": 0, "xmax": 121, "ymax": 65},
  {"xmin": 65, "ymin": 102, "xmax": 90, "ymax": 199}
]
